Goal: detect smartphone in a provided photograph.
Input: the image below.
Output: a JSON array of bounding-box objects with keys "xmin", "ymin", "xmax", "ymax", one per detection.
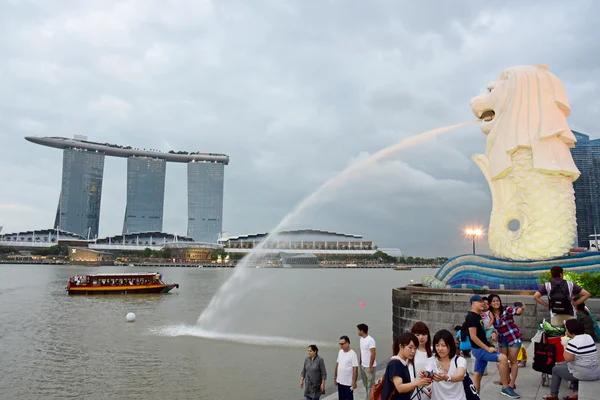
[{"xmin": 514, "ymin": 301, "xmax": 524, "ymax": 307}]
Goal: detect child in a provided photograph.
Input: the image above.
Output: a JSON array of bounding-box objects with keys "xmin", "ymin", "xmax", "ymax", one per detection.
[
  {"xmin": 481, "ymin": 297, "xmax": 497, "ymax": 347},
  {"xmin": 453, "ymin": 324, "xmax": 471, "ymax": 358}
]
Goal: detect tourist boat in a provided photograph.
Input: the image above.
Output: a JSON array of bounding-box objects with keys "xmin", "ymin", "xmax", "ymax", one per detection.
[
  {"xmin": 66, "ymin": 272, "xmax": 179, "ymax": 295},
  {"xmin": 394, "ymin": 265, "xmax": 412, "ymax": 271}
]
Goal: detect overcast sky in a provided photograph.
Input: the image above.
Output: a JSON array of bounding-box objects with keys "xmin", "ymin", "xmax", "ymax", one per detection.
[{"xmin": 0, "ymin": 0, "xmax": 598, "ymax": 257}]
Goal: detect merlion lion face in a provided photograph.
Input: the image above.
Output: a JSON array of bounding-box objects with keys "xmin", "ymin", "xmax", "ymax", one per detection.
[
  {"xmin": 468, "ymin": 65, "xmax": 577, "ymax": 181},
  {"xmin": 469, "ymin": 77, "xmax": 509, "ymax": 135}
]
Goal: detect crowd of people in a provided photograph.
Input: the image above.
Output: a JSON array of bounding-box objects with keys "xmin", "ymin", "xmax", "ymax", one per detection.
[
  {"xmin": 68, "ymin": 275, "xmax": 162, "ymax": 287},
  {"xmin": 534, "ymin": 266, "xmax": 599, "ymax": 400},
  {"xmin": 299, "ymin": 266, "xmax": 600, "ymax": 400}
]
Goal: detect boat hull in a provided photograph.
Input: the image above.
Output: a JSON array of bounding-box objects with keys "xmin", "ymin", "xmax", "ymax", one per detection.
[{"xmin": 67, "ymin": 284, "xmax": 179, "ymax": 295}]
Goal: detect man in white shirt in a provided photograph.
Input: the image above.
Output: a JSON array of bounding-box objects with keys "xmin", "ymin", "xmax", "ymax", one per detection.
[
  {"xmin": 335, "ymin": 335, "xmax": 359, "ymax": 400},
  {"xmin": 357, "ymin": 323, "xmax": 377, "ymax": 400}
]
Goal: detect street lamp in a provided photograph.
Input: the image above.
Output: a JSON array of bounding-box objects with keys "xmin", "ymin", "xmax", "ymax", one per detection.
[{"xmin": 465, "ymin": 228, "xmax": 483, "ymax": 254}]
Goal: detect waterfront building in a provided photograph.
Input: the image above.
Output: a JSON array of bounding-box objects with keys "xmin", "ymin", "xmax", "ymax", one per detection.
[
  {"xmin": 55, "ymin": 146, "xmax": 105, "ymax": 239},
  {"xmin": 187, "ymin": 161, "xmax": 225, "ymax": 243},
  {"xmin": 165, "ymin": 242, "xmax": 223, "ymax": 263},
  {"xmin": 68, "ymin": 247, "xmax": 115, "ymax": 266},
  {"xmin": 218, "ymin": 229, "xmax": 402, "ymax": 256},
  {"xmin": 0, "ymin": 229, "xmax": 86, "ymax": 244},
  {"xmin": 25, "ymin": 135, "xmax": 229, "ymax": 243},
  {"xmin": 123, "ymin": 157, "xmax": 166, "ymax": 234},
  {"xmin": 94, "ymin": 231, "xmax": 194, "ymax": 247},
  {"xmin": 571, "ymin": 131, "xmax": 600, "ymax": 247},
  {"xmin": 220, "ymin": 229, "xmax": 375, "ymax": 251},
  {"xmin": 218, "ymin": 229, "xmax": 402, "ymax": 266}
]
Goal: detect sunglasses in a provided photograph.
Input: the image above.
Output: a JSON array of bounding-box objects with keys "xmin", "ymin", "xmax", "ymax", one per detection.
[{"xmin": 339, "ymin": 342, "xmax": 347, "ymax": 346}]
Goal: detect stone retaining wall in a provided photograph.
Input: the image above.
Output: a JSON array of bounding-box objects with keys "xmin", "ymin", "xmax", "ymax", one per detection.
[{"xmin": 392, "ymin": 285, "xmax": 600, "ymax": 340}]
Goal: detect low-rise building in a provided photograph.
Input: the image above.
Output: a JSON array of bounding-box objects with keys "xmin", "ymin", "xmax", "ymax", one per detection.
[{"xmin": 68, "ymin": 247, "xmax": 115, "ymax": 266}]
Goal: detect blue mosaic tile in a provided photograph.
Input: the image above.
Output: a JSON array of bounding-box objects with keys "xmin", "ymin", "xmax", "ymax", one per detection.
[{"xmin": 433, "ymin": 252, "xmax": 600, "ymax": 290}]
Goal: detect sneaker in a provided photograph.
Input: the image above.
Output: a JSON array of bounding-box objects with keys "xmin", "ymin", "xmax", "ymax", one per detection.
[{"xmin": 500, "ymin": 386, "xmax": 521, "ymax": 398}]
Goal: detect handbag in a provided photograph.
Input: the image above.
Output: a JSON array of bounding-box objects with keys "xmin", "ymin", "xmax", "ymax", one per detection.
[
  {"xmin": 532, "ymin": 332, "xmax": 556, "ymax": 375},
  {"xmin": 517, "ymin": 343, "xmax": 527, "ymax": 367},
  {"xmin": 454, "ymin": 356, "xmax": 480, "ymax": 400},
  {"xmin": 411, "ymin": 362, "xmax": 429, "ymax": 400}
]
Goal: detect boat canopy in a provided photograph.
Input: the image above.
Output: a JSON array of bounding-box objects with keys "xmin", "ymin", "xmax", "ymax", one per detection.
[{"xmin": 83, "ymin": 272, "xmax": 161, "ymax": 278}]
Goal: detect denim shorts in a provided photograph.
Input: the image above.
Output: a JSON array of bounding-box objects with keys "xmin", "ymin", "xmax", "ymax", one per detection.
[
  {"xmin": 472, "ymin": 347, "xmax": 501, "ymax": 374},
  {"xmin": 498, "ymin": 338, "xmax": 522, "ymax": 349}
]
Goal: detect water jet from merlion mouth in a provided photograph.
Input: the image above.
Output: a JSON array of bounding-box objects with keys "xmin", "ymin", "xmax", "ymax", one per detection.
[{"xmin": 196, "ymin": 119, "xmax": 479, "ymax": 331}]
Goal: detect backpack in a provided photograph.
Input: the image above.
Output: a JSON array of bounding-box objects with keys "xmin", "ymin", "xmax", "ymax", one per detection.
[
  {"xmin": 369, "ymin": 377, "xmax": 386, "ymax": 400},
  {"xmin": 369, "ymin": 359, "xmax": 400, "ymax": 400},
  {"xmin": 545, "ymin": 280, "xmax": 573, "ymax": 315}
]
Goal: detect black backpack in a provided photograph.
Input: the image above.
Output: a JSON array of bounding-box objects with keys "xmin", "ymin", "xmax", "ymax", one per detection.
[{"xmin": 547, "ymin": 281, "xmax": 572, "ymax": 315}]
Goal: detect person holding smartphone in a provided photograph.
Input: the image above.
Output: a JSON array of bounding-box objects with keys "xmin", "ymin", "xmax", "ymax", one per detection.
[
  {"xmin": 488, "ymin": 294, "xmax": 525, "ymax": 390},
  {"xmin": 422, "ymin": 329, "xmax": 467, "ymax": 400}
]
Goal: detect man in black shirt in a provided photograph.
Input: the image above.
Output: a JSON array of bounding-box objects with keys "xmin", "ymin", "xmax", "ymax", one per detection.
[{"xmin": 465, "ymin": 295, "xmax": 520, "ymax": 398}]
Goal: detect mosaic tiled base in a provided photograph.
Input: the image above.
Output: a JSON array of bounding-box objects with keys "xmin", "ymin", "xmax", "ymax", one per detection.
[{"xmin": 422, "ymin": 252, "xmax": 600, "ymax": 290}]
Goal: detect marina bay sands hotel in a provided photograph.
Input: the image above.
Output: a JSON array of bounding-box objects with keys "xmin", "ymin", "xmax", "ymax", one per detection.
[{"xmin": 25, "ymin": 135, "xmax": 229, "ymax": 243}]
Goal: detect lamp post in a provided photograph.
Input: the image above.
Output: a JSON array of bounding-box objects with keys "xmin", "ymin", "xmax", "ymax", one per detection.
[{"xmin": 465, "ymin": 228, "xmax": 483, "ymax": 254}]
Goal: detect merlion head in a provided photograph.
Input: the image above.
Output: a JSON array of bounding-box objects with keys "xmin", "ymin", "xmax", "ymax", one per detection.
[{"xmin": 469, "ymin": 65, "xmax": 579, "ymax": 180}]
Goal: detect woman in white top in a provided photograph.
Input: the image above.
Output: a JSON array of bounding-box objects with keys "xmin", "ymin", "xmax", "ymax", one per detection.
[
  {"xmin": 423, "ymin": 329, "xmax": 467, "ymax": 400},
  {"xmin": 411, "ymin": 321, "xmax": 433, "ymax": 400}
]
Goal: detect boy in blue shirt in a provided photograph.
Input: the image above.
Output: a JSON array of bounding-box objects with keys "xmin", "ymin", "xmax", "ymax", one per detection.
[{"xmin": 454, "ymin": 324, "xmax": 472, "ymax": 357}]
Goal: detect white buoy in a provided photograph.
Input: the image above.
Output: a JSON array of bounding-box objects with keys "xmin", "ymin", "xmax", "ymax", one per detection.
[{"xmin": 126, "ymin": 312, "xmax": 136, "ymax": 322}]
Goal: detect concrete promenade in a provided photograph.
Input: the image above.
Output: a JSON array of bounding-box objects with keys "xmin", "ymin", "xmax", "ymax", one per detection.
[{"xmin": 321, "ymin": 341, "xmax": 579, "ymax": 400}]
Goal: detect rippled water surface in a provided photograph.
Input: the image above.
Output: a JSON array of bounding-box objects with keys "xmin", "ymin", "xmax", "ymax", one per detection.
[{"xmin": 0, "ymin": 264, "xmax": 434, "ymax": 399}]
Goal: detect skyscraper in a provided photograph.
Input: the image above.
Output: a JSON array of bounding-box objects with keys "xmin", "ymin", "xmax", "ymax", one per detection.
[
  {"xmin": 187, "ymin": 161, "xmax": 225, "ymax": 243},
  {"xmin": 26, "ymin": 135, "xmax": 229, "ymax": 242},
  {"xmin": 123, "ymin": 156, "xmax": 166, "ymax": 233},
  {"xmin": 570, "ymin": 131, "xmax": 600, "ymax": 248},
  {"xmin": 55, "ymin": 148, "xmax": 105, "ymax": 239}
]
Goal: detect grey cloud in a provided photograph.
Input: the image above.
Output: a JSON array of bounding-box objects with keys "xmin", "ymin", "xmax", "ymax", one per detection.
[{"xmin": 0, "ymin": 0, "xmax": 597, "ymax": 256}]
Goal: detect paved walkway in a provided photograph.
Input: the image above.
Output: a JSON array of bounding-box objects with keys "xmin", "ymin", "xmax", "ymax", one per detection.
[{"xmin": 321, "ymin": 342, "xmax": 573, "ymax": 400}]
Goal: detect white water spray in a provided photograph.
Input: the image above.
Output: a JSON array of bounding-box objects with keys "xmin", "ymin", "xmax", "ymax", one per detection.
[
  {"xmin": 197, "ymin": 119, "xmax": 479, "ymax": 329},
  {"xmin": 150, "ymin": 325, "xmax": 330, "ymax": 347}
]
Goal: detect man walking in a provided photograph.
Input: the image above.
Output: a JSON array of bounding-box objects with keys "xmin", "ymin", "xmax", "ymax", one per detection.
[
  {"xmin": 533, "ymin": 266, "xmax": 591, "ymax": 326},
  {"xmin": 334, "ymin": 335, "xmax": 358, "ymax": 400},
  {"xmin": 465, "ymin": 295, "xmax": 520, "ymax": 398},
  {"xmin": 357, "ymin": 323, "xmax": 376, "ymax": 400}
]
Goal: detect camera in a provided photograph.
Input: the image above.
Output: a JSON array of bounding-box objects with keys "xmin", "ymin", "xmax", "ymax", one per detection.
[
  {"xmin": 423, "ymin": 370, "xmax": 434, "ymax": 378},
  {"xmin": 514, "ymin": 301, "xmax": 524, "ymax": 308}
]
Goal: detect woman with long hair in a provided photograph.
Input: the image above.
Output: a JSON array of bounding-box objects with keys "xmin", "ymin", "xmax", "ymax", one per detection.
[
  {"xmin": 301, "ymin": 344, "xmax": 327, "ymax": 400},
  {"xmin": 411, "ymin": 322, "xmax": 433, "ymax": 399},
  {"xmin": 423, "ymin": 329, "xmax": 466, "ymax": 400},
  {"xmin": 488, "ymin": 294, "xmax": 524, "ymax": 389},
  {"xmin": 381, "ymin": 332, "xmax": 432, "ymax": 400}
]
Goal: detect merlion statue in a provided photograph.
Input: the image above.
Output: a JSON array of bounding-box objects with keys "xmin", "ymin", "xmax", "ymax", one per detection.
[{"xmin": 470, "ymin": 65, "xmax": 580, "ymax": 260}]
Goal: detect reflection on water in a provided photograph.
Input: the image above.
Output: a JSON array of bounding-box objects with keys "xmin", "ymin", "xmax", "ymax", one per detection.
[{"xmin": 1, "ymin": 264, "xmax": 433, "ymax": 399}]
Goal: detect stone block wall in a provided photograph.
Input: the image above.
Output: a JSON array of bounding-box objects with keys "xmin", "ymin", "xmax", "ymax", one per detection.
[{"xmin": 392, "ymin": 286, "xmax": 600, "ymax": 340}]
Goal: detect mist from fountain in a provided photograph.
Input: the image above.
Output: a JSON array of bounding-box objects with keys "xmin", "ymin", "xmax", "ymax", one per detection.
[{"xmin": 194, "ymin": 119, "xmax": 479, "ymax": 333}]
